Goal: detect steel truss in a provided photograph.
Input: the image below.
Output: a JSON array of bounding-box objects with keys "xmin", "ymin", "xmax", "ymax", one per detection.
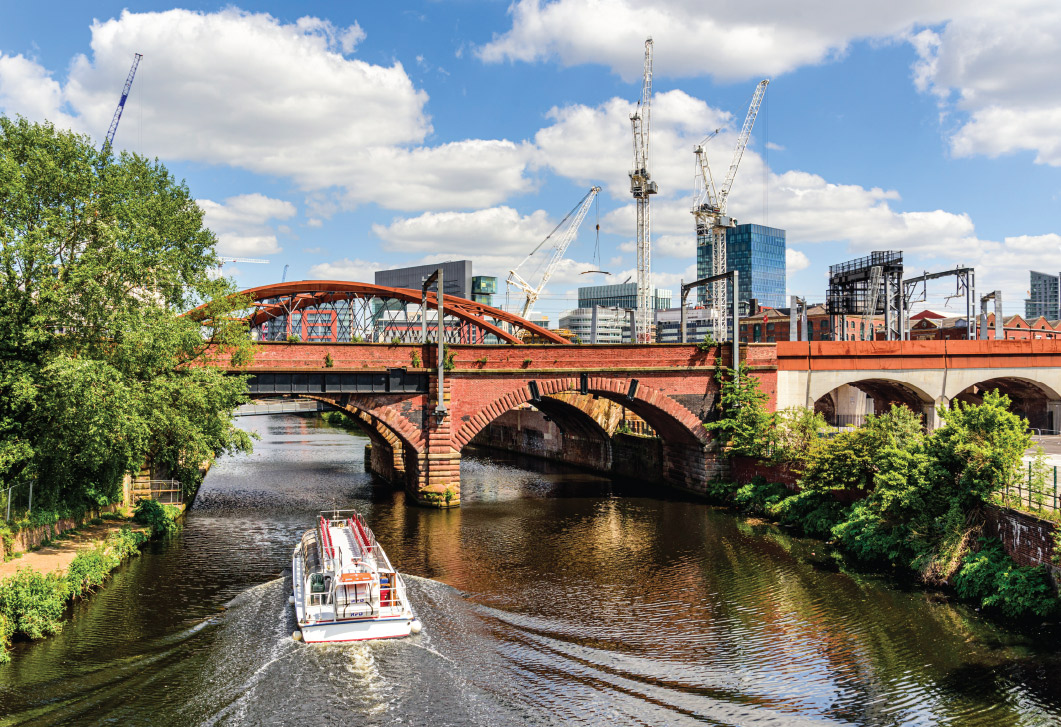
[{"xmin": 187, "ymin": 281, "xmax": 570, "ymax": 345}]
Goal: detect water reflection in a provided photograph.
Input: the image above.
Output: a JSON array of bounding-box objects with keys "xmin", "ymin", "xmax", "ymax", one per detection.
[{"xmin": 0, "ymin": 414, "xmax": 1058, "ymax": 726}]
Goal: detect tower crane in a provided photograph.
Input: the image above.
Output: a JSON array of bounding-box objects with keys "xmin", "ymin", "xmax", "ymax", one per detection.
[
  {"xmin": 507, "ymin": 186, "xmax": 601, "ymax": 319},
  {"xmin": 102, "ymin": 53, "xmax": 143, "ymax": 153},
  {"xmin": 218, "ymin": 257, "xmax": 269, "ymax": 265},
  {"xmin": 692, "ymin": 79, "xmax": 769, "ymax": 342},
  {"xmin": 629, "ymin": 38, "xmax": 657, "ymax": 343}
]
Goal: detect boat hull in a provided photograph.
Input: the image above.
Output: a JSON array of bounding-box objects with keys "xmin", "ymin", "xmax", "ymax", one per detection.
[{"xmin": 299, "ymin": 616, "xmax": 413, "ymax": 643}]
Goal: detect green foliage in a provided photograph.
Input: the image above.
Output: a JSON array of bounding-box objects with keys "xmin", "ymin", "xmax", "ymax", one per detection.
[
  {"xmin": 390, "ymin": 336, "xmax": 402, "ymax": 346},
  {"xmin": 521, "ymin": 358, "xmax": 533, "ymax": 368},
  {"xmin": 0, "ymin": 567, "xmax": 68, "ymax": 652},
  {"xmin": 286, "ymin": 334, "xmax": 301, "ymax": 343},
  {"xmin": 704, "ymin": 363, "xmax": 776, "ymax": 459},
  {"xmin": 322, "ymin": 410, "xmax": 361, "ymax": 433},
  {"xmin": 695, "ymin": 334, "xmax": 717, "ymax": 351},
  {"xmin": 0, "ymin": 524, "xmax": 148, "ymax": 662},
  {"xmin": 323, "ymin": 353, "xmax": 334, "ymax": 368},
  {"xmin": 350, "ymin": 335, "xmax": 364, "ymax": 343},
  {"xmin": 954, "ymin": 538, "xmax": 1059, "ymax": 618},
  {"xmin": 474, "ymin": 356, "xmax": 488, "ymax": 365},
  {"xmin": 0, "ymin": 117, "xmax": 253, "ymax": 512},
  {"xmin": 132, "ymin": 499, "xmax": 181, "ymax": 538},
  {"xmin": 410, "ymin": 350, "xmax": 421, "ymax": 368},
  {"xmin": 443, "ymin": 350, "xmax": 456, "ymax": 371},
  {"xmin": 731, "ymin": 476, "xmax": 790, "ymax": 514}
]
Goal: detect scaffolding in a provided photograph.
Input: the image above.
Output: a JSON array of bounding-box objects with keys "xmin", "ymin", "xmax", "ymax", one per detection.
[{"xmin": 825, "ymin": 251, "xmax": 903, "ymax": 341}]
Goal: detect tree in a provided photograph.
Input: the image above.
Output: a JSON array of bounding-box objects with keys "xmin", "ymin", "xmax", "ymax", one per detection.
[
  {"xmin": 704, "ymin": 362, "xmax": 777, "ymax": 459},
  {"xmin": 0, "ymin": 117, "xmax": 253, "ymax": 511}
]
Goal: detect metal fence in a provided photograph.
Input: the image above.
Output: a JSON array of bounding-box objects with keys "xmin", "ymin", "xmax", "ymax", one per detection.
[
  {"xmin": 144, "ymin": 480, "xmax": 183, "ymax": 505},
  {"xmin": 1, "ymin": 481, "xmax": 33, "ymax": 522},
  {"xmin": 996, "ymin": 462, "xmax": 1060, "ymax": 516}
]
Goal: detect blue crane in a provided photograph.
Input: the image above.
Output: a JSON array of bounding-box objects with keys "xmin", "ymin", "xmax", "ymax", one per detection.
[{"xmin": 102, "ymin": 53, "xmax": 143, "ymax": 152}]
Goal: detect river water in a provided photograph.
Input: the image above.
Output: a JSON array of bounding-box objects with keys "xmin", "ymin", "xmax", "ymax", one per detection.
[{"xmin": 1, "ymin": 414, "xmax": 1060, "ymax": 726}]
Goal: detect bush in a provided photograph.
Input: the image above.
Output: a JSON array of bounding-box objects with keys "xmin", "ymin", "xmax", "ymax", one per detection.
[
  {"xmin": 0, "ymin": 568, "xmax": 68, "ymax": 648},
  {"xmin": 133, "ymin": 499, "xmax": 181, "ymax": 537},
  {"xmin": 954, "ymin": 538, "xmax": 1059, "ymax": 618},
  {"xmin": 66, "ymin": 527, "xmax": 147, "ymax": 598}
]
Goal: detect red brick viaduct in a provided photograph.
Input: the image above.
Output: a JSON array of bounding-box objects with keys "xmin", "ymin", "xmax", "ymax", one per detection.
[{"xmin": 232, "ymin": 338, "xmax": 1061, "ymax": 507}]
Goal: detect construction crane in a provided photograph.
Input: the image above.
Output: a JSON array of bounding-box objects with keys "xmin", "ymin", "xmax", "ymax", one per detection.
[
  {"xmin": 102, "ymin": 53, "xmax": 143, "ymax": 153},
  {"xmin": 629, "ymin": 38, "xmax": 657, "ymax": 343},
  {"xmin": 218, "ymin": 257, "xmax": 269, "ymax": 265},
  {"xmin": 692, "ymin": 79, "xmax": 769, "ymax": 342},
  {"xmin": 507, "ymin": 186, "xmax": 601, "ymax": 319}
]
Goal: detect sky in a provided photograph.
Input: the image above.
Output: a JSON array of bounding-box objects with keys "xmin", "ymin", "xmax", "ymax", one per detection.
[{"xmin": 1, "ymin": 1, "xmax": 1059, "ymax": 322}]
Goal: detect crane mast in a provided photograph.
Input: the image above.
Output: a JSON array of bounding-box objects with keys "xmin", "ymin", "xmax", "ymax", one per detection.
[
  {"xmin": 629, "ymin": 38, "xmax": 657, "ymax": 343},
  {"xmin": 692, "ymin": 79, "xmax": 768, "ymax": 342},
  {"xmin": 103, "ymin": 53, "xmax": 143, "ymax": 153},
  {"xmin": 507, "ymin": 186, "xmax": 601, "ymax": 319}
]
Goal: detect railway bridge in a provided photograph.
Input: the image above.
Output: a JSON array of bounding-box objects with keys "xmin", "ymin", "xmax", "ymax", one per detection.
[{"xmin": 190, "ymin": 281, "xmax": 1061, "ymax": 507}]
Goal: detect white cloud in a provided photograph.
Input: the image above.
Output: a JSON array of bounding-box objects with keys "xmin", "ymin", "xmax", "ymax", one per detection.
[
  {"xmin": 198, "ymin": 193, "xmax": 296, "ymax": 256},
  {"xmin": 910, "ymin": 1, "xmax": 1061, "ymax": 166},
  {"xmin": 786, "ymin": 249, "xmax": 810, "ymax": 275},
  {"xmin": 308, "ymin": 258, "xmax": 383, "ymax": 280},
  {"xmin": 535, "ymin": 90, "xmax": 730, "ymax": 200},
  {"xmin": 0, "ymin": 9, "xmax": 534, "ymax": 210},
  {"xmin": 480, "ymin": 0, "xmax": 965, "ymax": 82},
  {"xmin": 373, "ymin": 206, "xmax": 554, "ymax": 254}
]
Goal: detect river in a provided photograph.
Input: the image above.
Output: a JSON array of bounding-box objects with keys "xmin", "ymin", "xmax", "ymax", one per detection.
[{"xmin": 1, "ymin": 413, "xmax": 1059, "ymax": 726}]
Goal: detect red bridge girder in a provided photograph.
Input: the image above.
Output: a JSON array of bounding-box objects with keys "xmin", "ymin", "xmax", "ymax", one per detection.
[{"xmin": 186, "ymin": 280, "xmax": 570, "ymax": 345}]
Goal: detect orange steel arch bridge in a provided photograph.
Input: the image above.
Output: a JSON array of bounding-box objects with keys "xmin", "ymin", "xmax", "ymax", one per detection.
[{"xmin": 187, "ymin": 280, "xmax": 570, "ymax": 345}]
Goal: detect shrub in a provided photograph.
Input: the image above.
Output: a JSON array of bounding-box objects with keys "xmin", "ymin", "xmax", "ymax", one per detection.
[
  {"xmin": 133, "ymin": 499, "xmax": 181, "ymax": 538},
  {"xmin": 0, "ymin": 568, "xmax": 68, "ymax": 644},
  {"xmin": 323, "ymin": 353, "xmax": 334, "ymax": 368},
  {"xmin": 443, "ymin": 350, "xmax": 456, "ymax": 371},
  {"xmin": 410, "ymin": 350, "xmax": 421, "ymax": 368},
  {"xmin": 954, "ymin": 538, "xmax": 1059, "ymax": 618},
  {"xmin": 66, "ymin": 527, "xmax": 146, "ymax": 598},
  {"xmin": 521, "ymin": 358, "xmax": 533, "ymax": 368},
  {"xmin": 286, "ymin": 334, "xmax": 301, "ymax": 343}
]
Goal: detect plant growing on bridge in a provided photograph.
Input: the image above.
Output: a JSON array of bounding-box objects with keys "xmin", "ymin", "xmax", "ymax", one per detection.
[
  {"xmin": 411, "ymin": 350, "xmax": 421, "ymax": 368},
  {"xmin": 695, "ymin": 334, "xmax": 718, "ymax": 352},
  {"xmin": 324, "ymin": 353, "xmax": 334, "ymax": 368},
  {"xmin": 443, "ymin": 349, "xmax": 456, "ymax": 371},
  {"xmin": 704, "ymin": 362, "xmax": 776, "ymax": 460},
  {"xmin": 0, "ymin": 117, "xmax": 253, "ymax": 513}
]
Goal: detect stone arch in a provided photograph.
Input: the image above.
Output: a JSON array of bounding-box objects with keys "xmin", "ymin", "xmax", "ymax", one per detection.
[
  {"xmin": 812, "ymin": 378, "xmax": 936, "ymax": 427},
  {"xmin": 950, "ymin": 376, "xmax": 1060, "ymax": 432},
  {"xmin": 454, "ymin": 377, "xmax": 708, "ymax": 450},
  {"xmin": 465, "ymin": 391, "xmax": 618, "ymax": 471},
  {"xmin": 300, "ymin": 393, "xmax": 424, "ymax": 454}
]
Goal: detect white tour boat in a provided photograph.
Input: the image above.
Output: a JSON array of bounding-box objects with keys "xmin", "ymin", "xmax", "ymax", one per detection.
[{"xmin": 291, "ymin": 509, "xmax": 421, "ymax": 643}]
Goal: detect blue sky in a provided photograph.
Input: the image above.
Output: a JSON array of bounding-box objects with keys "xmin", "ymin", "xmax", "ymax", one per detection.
[{"xmin": 2, "ymin": 1, "xmax": 1059, "ymax": 321}]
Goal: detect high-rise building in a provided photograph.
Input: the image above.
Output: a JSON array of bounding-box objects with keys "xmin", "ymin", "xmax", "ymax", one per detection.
[
  {"xmin": 696, "ymin": 223, "xmax": 786, "ymax": 315},
  {"xmin": 577, "ymin": 283, "xmax": 672, "ymax": 311},
  {"xmin": 559, "ymin": 307, "xmax": 632, "ymax": 343},
  {"xmin": 471, "ymin": 276, "xmax": 497, "ymax": 306},
  {"xmin": 375, "ymin": 260, "xmax": 473, "ymax": 299},
  {"xmin": 1025, "ymin": 271, "xmax": 1060, "ymax": 320}
]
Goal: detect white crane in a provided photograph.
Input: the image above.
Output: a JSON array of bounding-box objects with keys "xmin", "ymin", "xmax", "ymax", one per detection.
[
  {"xmin": 692, "ymin": 79, "xmax": 769, "ymax": 342},
  {"xmin": 218, "ymin": 257, "xmax": 269, "ymax": 265},
  {"xmin": 630, "ymin": 38, "xmax": 657, "ymax": 343},
  {"xmin": 507, "ymin": 186, "xmax": 601, "ymax": 318}
]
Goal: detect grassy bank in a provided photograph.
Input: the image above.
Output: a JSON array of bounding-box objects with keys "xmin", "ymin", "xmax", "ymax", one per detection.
[
  {"xmin": 0, "ymin": 500, "xmax": 181, "ymax": 663},
  {"xmin": 709, "ymin": 365, "xmax": 1060, "ymax": 621},
  {"xmin": 322, "ymin": 410, "xmax": 362, "ymax": 433}
]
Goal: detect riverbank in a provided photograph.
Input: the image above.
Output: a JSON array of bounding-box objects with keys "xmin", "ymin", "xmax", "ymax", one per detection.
[{"xmin": 0, "ymin": 502, "xmax": 183, "ymax": 662}]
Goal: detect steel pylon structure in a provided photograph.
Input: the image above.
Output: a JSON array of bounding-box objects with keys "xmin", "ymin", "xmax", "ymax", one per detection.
[
  {"xmin": 629, "ymin": 38, "xmax": 657, "ymax": 343},
  {"xmin": 692, "ymin": 79, "xmax": 768, "ymax": 341}
]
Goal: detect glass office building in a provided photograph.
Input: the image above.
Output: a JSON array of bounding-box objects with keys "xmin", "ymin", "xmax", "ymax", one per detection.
[
  {"xmin": 577, "ymin": 283, "xmax": 672, "ymax": 311},
  {"xmin": 696, "ymin": 223, "xmax": 786, "ymax": 315}
]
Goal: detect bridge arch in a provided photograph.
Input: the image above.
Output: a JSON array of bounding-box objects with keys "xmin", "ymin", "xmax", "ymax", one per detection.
[
  {"xmin": 454, "ymin": 378, "xmax": 708, "ymax": 451},
  {"xmin": 812, "ymin": 377, "xmax": 937, "ymax": 427},
  {"xmin": 948, "ymin": 376, "xmax": 1061, "ymax": 432},
  {"xmin": 186, "ymin": 280, "xmax": 569, "ymax": 345}
]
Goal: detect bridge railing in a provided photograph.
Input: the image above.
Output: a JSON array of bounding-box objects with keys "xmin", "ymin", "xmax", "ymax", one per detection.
[{"xmin": 997, "ymin": 462, "xmax": 1060, "ymax": 518}]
